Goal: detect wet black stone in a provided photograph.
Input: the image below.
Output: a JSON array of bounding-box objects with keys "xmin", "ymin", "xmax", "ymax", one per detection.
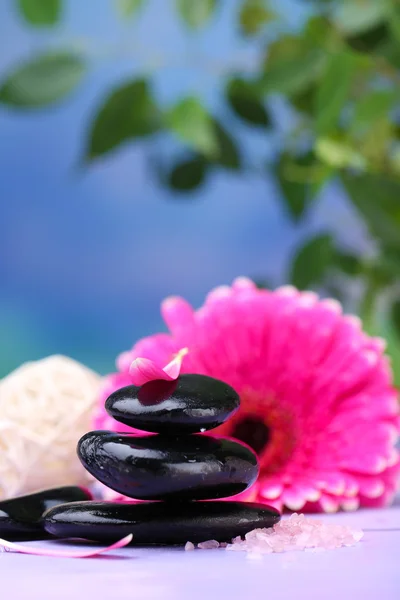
[
  {"xmin": 105, "ymin": 374, "xmax": 240, "ymax": 434},
  {"xmin": 78, "ymin": 431, "xmax": 258, "ymax": 501},
  {"xmin": 0, "ymin": 486, "xmax": 92, "ymax": 540},
  {"xmin": 43, "ymin": 500, "xmax": 280, "ymax": 544}
]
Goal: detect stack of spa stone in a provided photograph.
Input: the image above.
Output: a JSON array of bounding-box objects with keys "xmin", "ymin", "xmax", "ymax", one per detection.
[
  {"xmin": 43, "ymin": 374, "xmax": 280, "ymax": 544},
  {"xmin": 0, "ymin": 375, "xmax": 279, "ymax": 545}
]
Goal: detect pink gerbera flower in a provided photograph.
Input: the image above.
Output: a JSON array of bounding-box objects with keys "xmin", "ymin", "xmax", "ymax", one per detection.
[{"xmin": 94, "ymin": 278, "xmax": 400, "ymax": 512}]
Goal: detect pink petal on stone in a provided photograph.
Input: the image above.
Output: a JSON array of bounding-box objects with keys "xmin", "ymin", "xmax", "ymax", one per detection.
[
  {"xmin": 129, "ymin": 348, "xmax": 188, "ymax": 386},
  {"xmin": 0, "ymin": 534, "xmax": 133, "ymax": 558}
]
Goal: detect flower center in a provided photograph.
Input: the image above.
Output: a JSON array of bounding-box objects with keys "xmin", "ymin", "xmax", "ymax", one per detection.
[
  {"xmin": 231, "ymin": 416, "xmax": 271, "ymax": 455},
  {"xmin": 211, "ymin": 387, "xmax": 297, "ymax": 475}
]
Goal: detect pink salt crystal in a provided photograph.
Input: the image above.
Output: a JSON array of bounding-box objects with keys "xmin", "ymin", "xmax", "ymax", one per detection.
[
  {"xmin": 185, "ymin": 542, "xmax": 195, "ymax": 551},
  {"xmin": 226, "ymin": 514, "xmax": 363, "ymax": 555},
  {"xmin": 197, "ymin": 540, "xmax": 220, "ymax": 550}
]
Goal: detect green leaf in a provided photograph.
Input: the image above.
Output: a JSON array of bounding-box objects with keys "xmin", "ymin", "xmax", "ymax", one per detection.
[
  {"xmin": 86, "ymin": 79, "xmax": 160, "ymax": 160},
  {"xmin": 335, "ymin": 251, "xmax": 363, "ymax": 276},
  {"xmin": 388, "ymin": 2, "xmax": 400, "ymax": 43},
  {"xmin": 315, "ymin": 51, "xmax": 358, "ymax": 135},
  {"xmin": 260, "ymin": 36, "xmax": 325, "ymax": 96},
  {"xmin": 168, "ymin": 157, "xmax": 207, "ymax": 191},
  {"xmin": 210, "ymin": 120, "xmax": 241, "ymax": 170},
  {"xmin": 345, "ymin": 22, "xmax": 390, "ymax": 54},
  {"xmin": 239, "ymin": 0, "xmax": 275, "ymax": 36},
  {"xmin": 291, "ymin": 84, "xmax": 316, "ymax": 115},
  {"xmin": 304, "ymin": 15, "xmax": 342, "ymax": 49},
  {"xmin": 363, "ymin": 311, "xmax": 400, "ymax": 387},
  {"xmin": 17, "ymin": 0, "xmax": 61, "ymax": 26},
  {"xmin": 115, "ymin": 0, "xmax": 144, "ymax": 19},
  {"xmin": 352, "ymin": 90, "xmax": 396, "ymax": 130},
  {"xmin": 391, "ymin": 300, "xmax": 400, "ymax": 340},
  {"xmin": 315, "ymin": 138, "xmax": 366, "ymax": 169},
  {"xmin": 333, "ymin": 0, "xmax": 387, "ymax": 35},
  {"xmin": 166, "ymin": 97, "xmax": 218, "ymax": 157},
  {"xmin": 276, "ymin": 155, "xmax": 308, "ymax": 222},
  {"xmin": 226, "ymin": 77, "xmax": 270, "ymax": 127},
  {"xmin": 379, "ymin": 37, "xmax": 400, "ymax": 68},
  {"xmin": 378, "ymin": 246, "xmax": 400, "ymax": 280},
  {"xmin": 175, "ymin": 0, "xmax": 217, "ymax": 29},
  {"xmin": 384, "ymin": 320, "xmax": 400, "ymax": 387},
  {"xmin": 276, "ymin": 151, "xmax": 332, "ymax": 214},
  {"xmin": 291, "ymin": 234, "xmax": 334, "ymax": 290},
  {"xmin": 0, "ymin": 51, "xmax": 85, "ymax": 108},
  {"xmin": 342, "ymin": 172, "xmax": 400, "ymax": 249}
]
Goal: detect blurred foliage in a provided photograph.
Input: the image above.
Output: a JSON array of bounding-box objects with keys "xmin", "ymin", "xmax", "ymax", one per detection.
[{"xmin": 1, "ymin": 0, "xmax": 400, "ymax": 382}]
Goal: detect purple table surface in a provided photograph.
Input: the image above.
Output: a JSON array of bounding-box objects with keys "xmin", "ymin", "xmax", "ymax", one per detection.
[{"xmin": 2, "ymin": 500, "xmax": 399, "ymax": 600}]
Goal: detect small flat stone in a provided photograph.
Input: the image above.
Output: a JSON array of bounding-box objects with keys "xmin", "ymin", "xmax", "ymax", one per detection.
[
  {"xmin": 43, "ymin": 501, "xmax": 280, "ymax": 545},
  {"xmin": 78, "ymin": 431, "xmax": 258, "ymax": 501},
  {"xmin": 0, "ymin": 486, "xmax": 92, "ymax": 539},
  {"xmin": 105, "ymin": 374, "xmax": 240, "ymax": 434}
]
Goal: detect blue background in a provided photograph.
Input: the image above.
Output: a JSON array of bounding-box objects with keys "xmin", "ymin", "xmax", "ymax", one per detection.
[{"xmin": 0, "ymin": 0, "xmax": 368, "ymax": 377}]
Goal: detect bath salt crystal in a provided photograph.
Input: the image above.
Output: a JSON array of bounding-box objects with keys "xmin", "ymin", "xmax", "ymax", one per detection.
[
  {"xmin": 226, "ymin": 514, "xmax": 363, "ymax": 555},
  {"xmin": 197, "ymin": 540, "xmax": 220, "ymax": 549},
  {"xmin": 185, "ymin": 542, "xmax": 195, "ymax": 551}
]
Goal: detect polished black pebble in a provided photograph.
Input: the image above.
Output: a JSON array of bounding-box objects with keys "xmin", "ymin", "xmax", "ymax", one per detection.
[
  {"xmin": 43, "ymin": 500, "xmax": 280, "ymax": 544},
  {"xmin": 78, "ymin": 431, "xmax": 258, "ymax": 501},
  {"xmin": 0, "ymin": 486, "xmax": 92, "ymax": 539},
  {"xmin": 105, "ymin": 374, "xmax": 240, "ymax": 434}
]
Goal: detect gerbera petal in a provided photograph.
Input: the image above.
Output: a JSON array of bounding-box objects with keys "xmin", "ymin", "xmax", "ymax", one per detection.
[
  {"xmin": 340, "ymin": 497, "xmax": 360, "ymax": 511},
  {"xmin": 259, "ymin": 480, "xmax": 283, "ymax": 500},
  {"xmin": 116, "ymin": 350, "xmax": 134, "ymax": 373},
  {"xmin": 231, "ymin": 276, "xmax": 257, "ymax": 292},
  {"xmin": 161, "ymin": 297, "xmax": 195, "ymax": 337},
  {"xmin": 281, "ymin": 488, "xmax": 307, "ymax": 511},
  {"xmin": 355, "ymin": 476, "xmax": 385, "ymax": 499},
  {"xmin": 318, "ymin": 494, "xmax": 340, "ymax": 513}
]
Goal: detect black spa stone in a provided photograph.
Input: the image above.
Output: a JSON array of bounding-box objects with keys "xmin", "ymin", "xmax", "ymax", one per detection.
[
  {"xmin": 78, "ymin": 431, "xmax": 258, "ymax": 501},
  {"xmin": 0, "ymin": 486, "xmax": 92, "ymax": 539},
  {"xmin": 105, "ymin": 374, "xmax": 240, "ymax": 434},
  {"xmin": 43, "ymin": 500, "xmax": 280, "ymax": 545}
]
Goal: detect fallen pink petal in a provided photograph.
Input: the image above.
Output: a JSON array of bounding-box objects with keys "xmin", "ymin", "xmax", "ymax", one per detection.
[{"xmin": 0, "ymin": 534, "xmax": 133, "ymax": 558}]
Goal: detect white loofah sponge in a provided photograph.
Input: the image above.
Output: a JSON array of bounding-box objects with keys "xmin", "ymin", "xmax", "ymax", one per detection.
[{"xmin": 0, "ymin": 355, "xmax": 101, "ymax": 500}]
